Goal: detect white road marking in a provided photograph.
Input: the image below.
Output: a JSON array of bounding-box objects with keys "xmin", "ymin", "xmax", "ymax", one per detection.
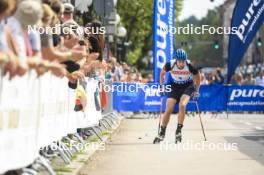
[
  {"xmin": 244, "ymin": 122, "xmax": 253, "ymax": 126},
  {"xmin": 255, "ymin": 126, "xmax": 264, "ymax": 131}
]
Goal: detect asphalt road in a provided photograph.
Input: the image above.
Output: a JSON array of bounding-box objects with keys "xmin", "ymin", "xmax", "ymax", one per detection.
[{"xmin": 79, "ymin": 113, "xmax": 264, "ymax": 175}]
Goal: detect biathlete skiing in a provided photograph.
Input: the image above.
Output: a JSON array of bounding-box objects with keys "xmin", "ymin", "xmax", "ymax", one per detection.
[{"xmin": 153, "ymin": 48, "xmax": 201, "ymax": 144}]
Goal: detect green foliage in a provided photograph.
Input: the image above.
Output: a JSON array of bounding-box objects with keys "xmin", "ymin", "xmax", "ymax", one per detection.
[
  {"xmin": 127, "ymin": 48, "xmax": 141, "ymax": 65},
  {"xmin": 117, "ymin": 0, "xmax": 183, "ymax": 67},
  {"xmin": 175, "ymin": 0, "xmax": 183, "ymax": 21},
  {"xmin": 175, "ymin": 7, "xmax": 224, "ymax": 67}
]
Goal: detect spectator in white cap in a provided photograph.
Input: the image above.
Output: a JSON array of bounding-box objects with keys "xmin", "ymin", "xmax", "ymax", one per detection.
[
  {"xmin": 7, "ymin": 0, "xmax": 43, "ymax": 61},
  {"xmin": 6, "ymin": 0, "xmax": 44, "ymax": 77},
  {"xmin": 62, "ymin": 2, "xmax": 76, "ymax": 24},
  {"xmin": 14, "ymin": 0, "xmax": 43, "ymax": 29}
]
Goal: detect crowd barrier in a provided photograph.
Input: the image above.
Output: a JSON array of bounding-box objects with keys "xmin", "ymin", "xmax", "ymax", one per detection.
[
  {"xmin": 113, "ymin": 83, "xmax": 264, "ymax": 112},
  {"xmin": 1, "ymin": 76, "xmax": 262, "ymax": 173},
  {"xmin": 0, "ymin": 70, "xmax": 114, "ymax": 174}
]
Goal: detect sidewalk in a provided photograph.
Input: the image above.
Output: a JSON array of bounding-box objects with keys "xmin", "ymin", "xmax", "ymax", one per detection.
[{"xmin": 79, "ymin": 114, "xmax": 264, "ymax": 175}]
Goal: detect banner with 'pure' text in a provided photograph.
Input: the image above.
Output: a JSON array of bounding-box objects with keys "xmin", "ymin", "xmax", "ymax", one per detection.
[{"xmin": 153, "ymin": 0, "xmax": 175, "ymax": 83}]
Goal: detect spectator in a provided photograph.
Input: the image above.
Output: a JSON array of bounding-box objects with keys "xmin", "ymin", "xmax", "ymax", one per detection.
[
  {"xmin": 9, "ymin": 0, "xmax": 43, "ymax": 59},
  {"xmin": 243, "ymin": 74, "xmax": 256, "ymax": 85},
  {"xmin": 84, "ymin": 21, "xmax": 105, "ymax": 62},
  {"xmin": 105, "ymin": 64, "xmax": 113, "ymax": 80},
  {"xmin": 114, "ymin": 62, "xmax": 122, "ymax": 81},
  {"xmin": 200, "ymin": 73, "xmax": 208, "ymax": 85},
  {"xmin": 7, "ymin": 0, "xmax": 46, "ymax": 77},
  {"xmin": 214, "ymin": 68, "xmax": 224, "ymax": 84},
  {"xmin": 49, "ymin": 0, "xmax": 64, "ymax": 47},
  {"xmin": 0, "ymin": 0, "xmax": 19, "ymax": 79},
  {"xmin": 126, "ymin": 72, "xmax": 135, "ymax": 83},
  {"xmin": 146, "ymin": 73, "xmax": 154, "ymax": 83},
  {"xmin": 40, "ymin": 4, "xmax": 85, "ymax": 62},
  {"xmin": 61, "ymin": 3, "xmax": 76, "ymax": 24},
  {"xmin": 234, "ymin": 73, "xmax": 244, "ymax": 85},
  {"xmin": 207, "ymin": 72, "xmax": 216, "ymax": 85},
  {"xmin": 135, "ymin": 72, "xmax": 143, "ymax": 83},
  {"xmin": 255, "ymin": 70, "xmax": 264, "ymax": 86}
]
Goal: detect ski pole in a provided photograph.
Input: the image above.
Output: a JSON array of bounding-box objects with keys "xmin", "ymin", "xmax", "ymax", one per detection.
[
  {"xmin": 195, "ymin": 100, "xmax": 207, "ymax": 141},
  {"xmin": 157, "ymin": 96, "xmax": 163, "ymax": 134}
]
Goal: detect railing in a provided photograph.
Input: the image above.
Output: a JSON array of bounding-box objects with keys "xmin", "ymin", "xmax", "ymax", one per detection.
[{"xmin": 0, "ymin": 71, "xmax": 117, "ymax": 174}]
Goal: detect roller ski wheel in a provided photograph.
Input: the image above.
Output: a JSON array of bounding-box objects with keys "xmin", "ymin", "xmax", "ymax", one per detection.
[
  {"xmin": 153, "ymin": 135, "xmax": 164, "ymax": 144},
  {"xmin": 175, "ymin": 133, "xmax": 182, "ymax": 144}
]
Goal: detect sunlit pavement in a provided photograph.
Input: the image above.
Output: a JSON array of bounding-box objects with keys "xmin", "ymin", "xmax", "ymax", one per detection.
[{"xmin": 79, "ymin": 114, "xmax": 264, "ymax": 175}]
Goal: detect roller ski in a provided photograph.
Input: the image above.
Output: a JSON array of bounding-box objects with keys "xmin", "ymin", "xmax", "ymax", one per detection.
[
  {"xmin": 175, "ymin": 124, "xmax": 183, "ymax": 144},
  {"xmin": 153, "ymin": 125, "xmax": 166, "ymax": 144},
  {"xmin": 175, "ymin": 132, "xmax": 182, "ymax": 144}
]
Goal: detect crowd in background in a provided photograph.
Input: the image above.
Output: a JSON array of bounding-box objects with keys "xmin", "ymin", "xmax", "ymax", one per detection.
[
  {"xmin": 104, "ymin": 59, "xmax": 150, "ymax": 83},
  {"xmin": 0, "ymin": 0, "xmax": 107, "ymax": 88},
  {"xmin": 108, "ymin": 62, "xmax": 264, "ymax": 86},
  {"xmin": 231, "ymin": 63, "xmax": 264, "ymax": 86},
  {"xmin": 0, "ymin": 0, "xmax": 152, "ymax": 87},
  {"xmin": 0, "ymin": 0, "xmax": 263, "ymax": 89},
  {"xmin": 105, "ymin": 57, "xmax": 264, "ymax": 85},
  {"xmin": 200, "ymin": 64, "xmax": 264, "ymax": 86}
]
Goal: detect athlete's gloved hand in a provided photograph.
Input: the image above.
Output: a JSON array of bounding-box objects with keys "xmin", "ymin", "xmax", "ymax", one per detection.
[{"xmin": 193, "ymin": 91, "xmax": 200, "ymax": 100}]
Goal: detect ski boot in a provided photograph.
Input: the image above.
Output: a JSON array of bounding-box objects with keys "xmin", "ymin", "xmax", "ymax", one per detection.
[{"xmin": 153, "ymin": 125, "xmax": 166, "ymax": 144}]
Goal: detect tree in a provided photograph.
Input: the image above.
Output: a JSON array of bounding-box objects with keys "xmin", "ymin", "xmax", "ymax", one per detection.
[
  {"xmin": 116, "ymin": 0, "xmax": 183, "ymax": 68},
  {"xmin": 175, "ymin": 7, "xmax": 224, "ymax": 68}
]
